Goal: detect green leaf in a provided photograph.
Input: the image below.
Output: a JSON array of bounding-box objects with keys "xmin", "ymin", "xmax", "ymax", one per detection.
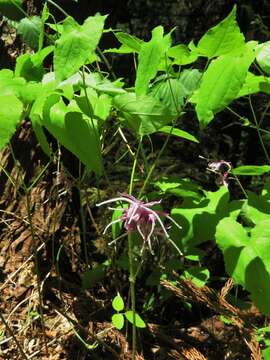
[
  {"xmin": 260, "ymin": 81, "xmax": 270, "ymax": 94},
  {"xmin": 112, "ymin": 313, "xmax": 124, "ymax": 330},
  {"xmin": 0, "ymin": 70, "xmax": 26, "ymax": 98},
  {"xmin": 179, "ymin": 69, "xmax": 201, "ymax": 96},
  {"xmin": 262, "ymin": 347, "xmax": 270, "ymax": 359},
  {"xmin": 47, "ymin": 23, "xmax": 63, "ymax": 34},
  {"xmin": 171, "ymin": 187, "xmax": 229, "ymax": 252},
  {"xmin": 0, "ymin": 0, "xmax": 24, "ymax": 20},
  {"xmin": 192, "ymin": 46, "xmax": 255, "ymax": 127},
  {"xmin": 257, "ymin": 326, "xmax": 270, "ymax": 335},
  {"xmin": 0, "ymin": 69, "xmax": 13, "ymax": 79},
  {"xmin": 216, "ymin": 218, "xmax": 249, "ymax": 284},
  {"xmin": 19, "ymin": 82, "xmax": 44, "ymax": 104},
  {"xmin": 237, "ymin": 72, "xmax": 267, "ymax": 98},
  {"xmin": 184, "ymin": 254, "xmax": 200, "ymax": 262},
  {"xmin": 256, "ymin": 41, "xmax": 270, "ymax": 75},
  {"xmin": 66, "ymin": 112, "xmax": 102, "ymax": 174},
  {"xmin": 17, "ymin": 16, "xmax": 42, "ymax": 50},
  {"xmin": 154, "ymin": 176, "xmax": 203, "ymax": 200},
  {"xmin": 197, "ymin": 5, "xmax": 245, "ymax": 58},
  {"xmin": 216, "ymin": 218, "xmax": 270, "ymax": 315},
  {"xmin": 43, "ymin": 98, "xmax": 103, "ymax": 174},
  {"xmin": 113, "ymin": 92, "xmax": 176, "ymax": 136},
  {"xmin": 114, "ymin": 32, "xmax": 143, "ymax": 53},
  {"xmin": 0, "ymin": 95, "xmax": 23, "ymax": 150},
  {"xmin": 183, "ymin": 266, "xmax": 210, "ymax": 287},
  {"xmin": 158, "ymin": 126, "xmax": 199, "ymax": 143},
  {"xmin": 135, "ymin": 26, "xmax": 170, "ymax": 96},
  {"xmin": 32, "ymin": 121, "xmax": 51, "ymax": 157},
  {"xmin": 149, "ymin": 78, "xmax": 185, "ymax": 114},
  {"xmin": 104, "ymin": 45, "xmax": 132, "ymax": 54},
  {"xmin": 39, "ymin": 2, "xmax": 50, "ymax": 51},
  {"xmin": 220, "ymin": 315, "xmax": 233, "ymax": 325},
  {"xmin": 233, "ymin": 165, "xmax": 270, "ymax": 175},
  {"xmin": 242, "ymin": 191, "xmax": 270, "ymax": 224},
  {"xmin": 64, "ymin": 71, "xmax": 125, "ymax": 95},
  {"xmin": 93, "ymin": 94, "xmax": 112, "ymax": 121},
  {"xmin": 125, "ymin": 311, "xmax": 146, "ymax": 328},
  {"xmin": 32, "ymin": 46, "xmax": 55, "ymax": 67},
  {"xmin": 82, "ymin": 265, "xmax": 105, "ymax": 290},
  {"xmin": 112, "ymin": 295, "xmax": 124, "ymax": 312},
  {"xmin": 54, "ymin": 14, "xmax": 106, "ymax": 80},
  {"xmin": 88, "ymin": 77, "xmax": 125, "ymax": 95},
  {"xmin": 76, "ymin": 88, "xmax": 112, "ymax": 122},
  {"xmin": 168, "ymin": 44, "xmax": 198, "ymax": 65},
  {"xmin": 75, "ymin": 90, "xmax": 94, "ymax": 118},
  {"xmin": 15, "ymin": 53, "xmax": 44, "ymax": 82},
  {"xmin": 29, "ymin": 88, "xmax": 52, "ymax": 156}
]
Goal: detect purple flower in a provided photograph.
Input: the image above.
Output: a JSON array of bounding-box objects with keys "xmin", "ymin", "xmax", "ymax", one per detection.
[
  {"xmin": 207, "ymin": 160, "xmax": 232, "ymax": 187},
  {"xmin": 96, "ymin": 194, "xmax": 182, "ymax": 255}
]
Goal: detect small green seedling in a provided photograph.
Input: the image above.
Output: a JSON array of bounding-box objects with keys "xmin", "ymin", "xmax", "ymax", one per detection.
[{"xmin": 111, "ymin": 294, "xmax": 146, "ymax": 330}]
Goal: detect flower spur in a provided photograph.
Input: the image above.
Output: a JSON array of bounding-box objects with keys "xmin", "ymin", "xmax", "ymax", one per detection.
[{"xmin": 96, "ymin": 193, "xmax": 183, "ymax": 255}]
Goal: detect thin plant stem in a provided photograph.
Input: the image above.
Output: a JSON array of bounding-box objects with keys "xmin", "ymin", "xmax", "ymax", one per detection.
[
  {"xmin": 28, "ymin": 160, "xmax": 51, "ymax": 191},
  {"xmin": 140, "ymin": 142, "xmax": 149, "ymax": 173},
  {"xmin": 118, "ymin": 127, "xmax": 135, "ymax": 157},
  {"xmin": 133, "ymin": 52, "xmax": 137, "ymax": 72},
  {"xmin": 86, "ymin": 203, "xmax": 101, "ymax": 235},
  {"xmin": 226, "ymin": 106, "xmax": 247, "ymax": 122},
  {"xmin": 47, "ymin": 0, "xmax": 69, "ymax": 17},
  {"xmin": 0, "ymin": 311, "xmax": 28, "ymax": 360},
  {"xmin": 233, "ymin": 175, "xmax": 248, "ymax": 198},
  {"xmin": 259, "ymin": 99, "xmax": 270, "ymax": 126},
  {"xmin": 129, "ymin": 138, "xmax": 142, "ymax": 195},
  {"xmin": 10, "ymin": 0, "xmax": 28, "ymax": 17},
  {"xmin": 128, "ymin": 137, "xmax": 142, "ymax": 360},
  {"xmin": 78, "ymin": 161, "xmax": 89, "ymax": 266},
  {"xmin": 96, "ymin": 47, "xmax": 117, "ymax": 80},
  {"xmin": 139, "ymin": 132, "xmax": 171, "ymax": 198},
  {"xmin": 164, "ymin": 57, "xmax": 179, "ymax": 115},
  {"xmin": 79, "ymin": 185, "xmax": 90, "ymax": 266},
  {"xmin": 0, "ymin": 163, "xmax": 17, "ymax": 188},
  {"xmin": 138, "ymin": 54, "xmax": 183, "ymax": 198},
  {"xmin": 248, "ymin": 96, "xmax": 270, "ymax": 164},
  {"xmin": 128, "ymin": 232, "xmax": 137, "ymax": 360},
  {"xmin": 55, "ymin": 244, "xmax": 65, "ymax": 303}
]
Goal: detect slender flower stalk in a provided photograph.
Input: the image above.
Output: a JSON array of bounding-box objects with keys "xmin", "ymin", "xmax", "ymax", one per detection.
[{"xmin": 97, "ymin": 194, "xmax": 182, "ymax": 360}]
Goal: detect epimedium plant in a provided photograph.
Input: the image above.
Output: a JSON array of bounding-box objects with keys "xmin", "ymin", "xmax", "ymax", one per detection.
[{"xmin": 2, "ymin": 1, "xmax": 270, "ymax": 357}]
